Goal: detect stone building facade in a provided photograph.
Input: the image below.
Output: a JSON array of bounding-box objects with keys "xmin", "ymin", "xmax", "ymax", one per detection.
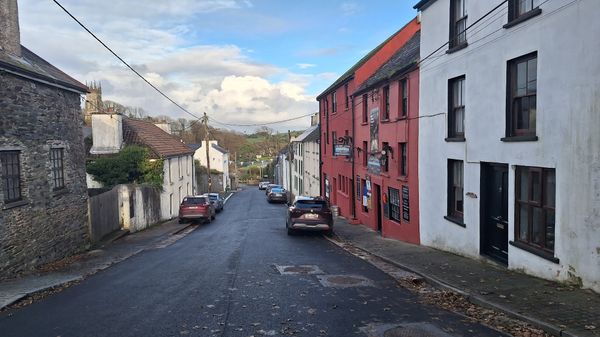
[{"xmin": 0, "ymin": 0, "xmax": 89, "ymax": 278}]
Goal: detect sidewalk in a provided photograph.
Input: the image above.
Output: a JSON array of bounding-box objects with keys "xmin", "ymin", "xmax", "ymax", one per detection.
[
  {"xmin": 332, "ymin": 217, "xmax": 599, "ymax": 337},
  {"xmin": 0, "ymin": 219, "xmax": 194, "ymax": 310}
]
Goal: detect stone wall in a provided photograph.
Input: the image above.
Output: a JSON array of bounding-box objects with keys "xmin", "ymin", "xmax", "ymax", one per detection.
[{"xmin": 0, "ymin": 72, "xmax": 89, "ymax": 279}]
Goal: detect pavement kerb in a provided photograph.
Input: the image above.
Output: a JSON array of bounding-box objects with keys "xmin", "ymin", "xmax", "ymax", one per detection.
[
  {"xmin": 324, "ymin": 234, "xmax": 575, "ymax": 337},
  {"xmin": 223, "ymin": 191, "xmax": 236, "ymax": 205}
]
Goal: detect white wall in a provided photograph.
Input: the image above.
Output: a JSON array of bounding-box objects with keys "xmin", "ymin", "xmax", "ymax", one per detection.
[
  {"xmin": 419, "ymin": 0, "xmax": 600, "ymax": 291},
  {"xmin": 160, "ymin": 155, "xmax": 194, "ymax": 220},
  {"xmin": 304, "ymin": 139, "xmax": 320, "ymax": 197},
  {"xmin": 193, "ymin": 140, "xmax": 229, "ymax": 191}
]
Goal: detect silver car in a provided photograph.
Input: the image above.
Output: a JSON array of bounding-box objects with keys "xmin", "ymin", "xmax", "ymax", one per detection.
[{"xmin": 203, "ymin": 193, "xmax": 224, "ymax": 212}]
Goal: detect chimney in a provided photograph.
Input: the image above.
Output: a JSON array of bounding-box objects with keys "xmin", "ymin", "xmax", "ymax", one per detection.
[
  {"xmin": 90, "ymin": 114, "xmax": 124, "ymax": 154},
  {"xmin": 0, "ymin": 0, "xmax": 21, "ymax": 57},
  {"xmin": 154, "ymin": 123, "xmax": 172, "ymax": 134}
]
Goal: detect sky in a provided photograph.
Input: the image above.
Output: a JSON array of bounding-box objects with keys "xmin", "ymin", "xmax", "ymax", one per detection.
[{"xmin": 18, "ymin": 0, "xmax": 417, "ymax": 132}]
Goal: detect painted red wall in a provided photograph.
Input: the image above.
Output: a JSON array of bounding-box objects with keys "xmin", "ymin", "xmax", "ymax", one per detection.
[
  {"xmin": 353, "ymin": 67, "xmax": 420, "ymax": 244},
  {"xmin": 320, "ymin": 81, "xmax": 355, "ymax": 218}
]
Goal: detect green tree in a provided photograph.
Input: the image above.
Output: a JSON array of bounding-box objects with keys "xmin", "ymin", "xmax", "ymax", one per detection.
[{"xmin": 86, "ymin": 146, "xmax": 164, "ymax": 189}]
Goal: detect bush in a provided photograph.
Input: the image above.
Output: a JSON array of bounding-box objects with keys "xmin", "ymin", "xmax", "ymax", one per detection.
[{"xmin": 86, "ymin": 146, "xmax": 164, "ymax": 189}]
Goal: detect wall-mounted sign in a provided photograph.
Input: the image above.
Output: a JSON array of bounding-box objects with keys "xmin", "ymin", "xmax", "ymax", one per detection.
[
  {"xmin": 402, "ymin": 185, "xmax": 410, "ymax": 222},
  {"xmin": 333, "ymin": 144, "xmax": 351, "ymax": 156},
  {"xmin": 368, "ymin": 107, "xmax": 380, "ymax": 174}
]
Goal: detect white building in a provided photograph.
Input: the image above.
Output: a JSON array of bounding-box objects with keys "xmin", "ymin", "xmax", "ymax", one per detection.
[
  {"xmin": 89, "ymin": 114, "xmax": 194, "ymax": 220},
  {"xmin": 416, "ymin": 0, "xmax": 600, "ymax": 291},
  {"xmin": 274, "ymin": 148, "xmax": 291, "ymax": 191},
  {"xmin": 291, "ymin": 124, "xmax": 320, "ymax": 197},
  {"xmin": 191, "ymin": 140, "xmax": 230, "ymax": 191}
]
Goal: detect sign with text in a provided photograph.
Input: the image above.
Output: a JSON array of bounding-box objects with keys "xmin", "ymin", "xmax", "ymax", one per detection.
[
  {"xmin": 402, "ymin": 185, "xmax": 410, "ymax": 222},
  {"xmin": 333, "ymin": 144, "xmax": 351, "ymax": 156}
]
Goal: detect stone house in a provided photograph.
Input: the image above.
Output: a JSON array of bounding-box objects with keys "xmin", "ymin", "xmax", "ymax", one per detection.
[
  {"xmin": 0, "ymin": 0, "xmax": 90, "ymax": 277},
  {"xmin": 89, "ymin": 114, "xmax": 195, "ymax": 220}
]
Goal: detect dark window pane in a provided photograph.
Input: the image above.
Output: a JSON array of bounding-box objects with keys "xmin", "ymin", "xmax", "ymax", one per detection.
[
  {"xmin": 455, "ymin": 107, "xmax": 464, "ymax": 133},
  {"xmin": 517, "ymin": 61, "xmax": 527, "ymax": 96},
  {"xmin": 529, "ymin": 95, "xmax": 537, "ymax": 130},
  {"xmin": 546, "ymin": 210, "xmax": 555, "ymax": 250},
  {"xmin": 532, "ymin": 207, "xmax": 543, "ymax": 245},
  {"xmin": 455, "ymin": 188, "xmax": 463, "ymax": 213},
  {"xmin": 532, "ymin": 170, "xmax": 541, "ymax": 202},
  {"xmin": 519, "ymin": 205, "xmax": 529, "ymax": 240},
  {"xmin": 519, "ymin": 169, "xmax": 529, "ymax": 201}
]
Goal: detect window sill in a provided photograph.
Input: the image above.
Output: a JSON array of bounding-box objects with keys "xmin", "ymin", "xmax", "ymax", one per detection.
[
  {"xmin": 396, "ymin": 116, "xmax": 408, "ymax": 121},
  {"xmin": 397, "ymin": 176, "xmax": 408, "ymax": 182},
  {"xmin": 361, "ymin": 122, "xmax": 368, "ymax": 126},
  {"xmin": 445, "ymin": 137, "xmax": 465, "ymax": 142},
  {"xmin": 503, "ymin": 8, "xmax": 542, "ymax": 29},
  {"xmin": 501, "ymin": 135, "xmax": 538, "ymax": 142},
  {"xmin": 446, "ymin": 42, "xmax": 468, "ymax": 54},
  {"xmin": 381, "ymin": 118, "xmax": 391, "ymax": 124},
  {"xmin": 2, "ymin": 199, "xmax": 28, "ymax": 210},
  {"xmin": 510, "ymin": 240, "xmax": 559, "ymax": 264},
  {"xmin": 380, "ymin": 173, "xmax": 390, "ymax": 178},
  {"xmin": 444, "ymin": 215, "xmax": 466, "ymax": 227}
]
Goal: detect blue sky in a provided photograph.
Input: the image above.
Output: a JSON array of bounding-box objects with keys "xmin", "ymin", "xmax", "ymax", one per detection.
[{"xmin": 18, "ymin": 0, "xmax": 418, "ymax": 131}]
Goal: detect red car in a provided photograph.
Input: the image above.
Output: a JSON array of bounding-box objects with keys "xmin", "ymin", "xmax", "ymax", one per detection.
[
  {"xmin": 179, "ymin": 196, "xmax": 216, "ymax": 224},
  {"xmin": 286, "ymin": 196, "xmax": 333, "ymax": 236}
]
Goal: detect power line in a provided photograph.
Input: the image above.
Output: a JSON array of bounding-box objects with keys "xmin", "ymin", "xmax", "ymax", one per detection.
[
  {"xmin": 52, "ymin": 0, "xmax": 203, "ymax": 122},
  {"xmin": 208, "ymin": 112, "xmax": 315, "ymax": 127}
]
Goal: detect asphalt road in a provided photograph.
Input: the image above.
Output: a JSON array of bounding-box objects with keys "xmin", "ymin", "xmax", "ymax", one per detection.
[{"xmin": 0, "ymin": 187, "xmax": 507, "ymax": 337}]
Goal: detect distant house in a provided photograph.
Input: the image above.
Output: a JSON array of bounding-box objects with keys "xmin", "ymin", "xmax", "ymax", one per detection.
[
  {"xmin": 291, "ymin": 122, "xmax": 320, "ymax": 198},
  {"xmin": 274, "ymin": 148, "xmax": 292, "ymax": 192},
  {"xmin": 191, "ymin": 140, "xmax": 230, "ymax": 192},
  {"xmin": 89, "ymin": 114, "xmax": 195, "ymax": 220},
  {"xmin": 0, "ymin": 0, "xmax": 90, "ymax": 277}
]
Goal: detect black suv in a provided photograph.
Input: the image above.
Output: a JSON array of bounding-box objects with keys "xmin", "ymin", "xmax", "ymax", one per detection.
[{"xmin": 286, "ymin": 197, "xmax": 333, "ymax": 236}]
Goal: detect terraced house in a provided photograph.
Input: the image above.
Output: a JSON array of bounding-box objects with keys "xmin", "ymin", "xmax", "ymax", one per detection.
[
  {"xmin": 415, "ymin": 0, "xmax": 600, "ymax": 291},
  {"xmin": 0, "ymin": 0, "xmax": 89, "ymax": 277}
]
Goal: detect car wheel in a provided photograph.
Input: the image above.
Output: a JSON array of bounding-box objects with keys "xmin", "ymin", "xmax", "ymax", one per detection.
[
  {"xmin": 325, "ymin": 229, "xmax": 334, "ymax": 237},
  {"xmin": 287, "ymin": 227, "xmax": 295, "ymax": 236},
  {"xmin": 211, "ymin": 213, "xmax": 216, "ymax": 220},
  {"xmin": 178, "ymin": 218, "xmax": 184, "ymax": 224}
]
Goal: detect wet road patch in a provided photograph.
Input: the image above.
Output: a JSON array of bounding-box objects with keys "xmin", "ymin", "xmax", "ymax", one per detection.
[
  {"xmin": 274, "ymin": 265, "xmax": 324, "ymax": 275},
  {"xmin": 317, "ymin": 274, "xmax": 375, "ymax": 288}
]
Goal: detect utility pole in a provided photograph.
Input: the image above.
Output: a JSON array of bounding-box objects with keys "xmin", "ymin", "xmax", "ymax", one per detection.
[
  {"xmin": 202, "ymin": 112, "xmax": 212, "ymax": 193},
  {"xmin": 234, "ymin": 152, "xmax": 238, "ymax": 189}
]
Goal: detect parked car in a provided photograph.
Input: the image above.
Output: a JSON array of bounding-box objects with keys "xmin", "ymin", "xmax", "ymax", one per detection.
[
  {"xmin": 203, "ymin": 193, "xmax": 224, "ymax": 212},
  {"xmin": 265, "ymin": 184, "xmax": 282, "ymax": 195},
  {"xmin": 286, "ymin": 196, "xmax": 333, "ymax": 236},
  {"xmin": 179, "ymin": 196, "xmax": 215, "ymax": 224},
  {"xmin": 258, "ymin": 181, "xmax": 271, "ymax": 190},
  {"xmin": 267, "ymin": 187, "xmax": 287, "ymax": 203}
]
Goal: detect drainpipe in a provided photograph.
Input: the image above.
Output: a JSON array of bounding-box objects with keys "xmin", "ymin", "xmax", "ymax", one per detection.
[{"xmin": 351, "ymin": 95, "xmax": 356, "ymax": 220}]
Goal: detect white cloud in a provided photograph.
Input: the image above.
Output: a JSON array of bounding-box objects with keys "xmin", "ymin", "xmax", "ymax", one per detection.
[
  {"xmin": 341, "ymin": 2, "xmax": 360, "ymax": 16},
  {"xmin": 17, "ymin": 0, "xmax": 319, "ymax": 132},
  {"xmin": 297, "ymin": 63, "xmax": 316, "ymax": 69}
]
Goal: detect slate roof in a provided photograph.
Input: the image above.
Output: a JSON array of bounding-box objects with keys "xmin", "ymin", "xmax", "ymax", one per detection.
[
  {"xmin": 188, "ymin": 143, "xmax": 202, "ymax": 151},
  {"xmin": 316, "ymin": 19, "xmax": 416, "ymax": 100},
  {"xmin": 0, "ymin": 46, "xmax": 88, "ymax": 93},
  {"xmin": 293, "ymin": 124, "xmax": 320, "ymax": 143},
  {"xmin": 354, "ymin": 31, "xmax": 420, "ymax": 96},
  {"xmin": 413, "ymin": 0, "xmax": 437, "ymax": 10},
  {"xmin": 122, "ymin": 118, "xmax": 195, "ymax": 158},
  {"xmin": 304, "ymin": 125, "xmax": 320, "ymax": 143}
]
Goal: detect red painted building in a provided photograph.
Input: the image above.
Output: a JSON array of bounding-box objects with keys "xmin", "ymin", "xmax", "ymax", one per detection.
[{"xmin": 318, "ymin": 18, "xmax": 421, "ymax": 244}]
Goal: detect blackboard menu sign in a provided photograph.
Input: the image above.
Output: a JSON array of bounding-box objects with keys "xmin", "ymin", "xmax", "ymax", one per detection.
[{"xmin": 402, "ymin": 185, "xmax": 410, "ymax": 222}]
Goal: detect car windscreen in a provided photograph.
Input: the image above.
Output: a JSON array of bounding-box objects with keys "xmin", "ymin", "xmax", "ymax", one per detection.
[
  {"xmin": 294, "ymin": 200, "xmax": 327, "ymax": 209},
  {"xmin": 182, "ymin": 197, "xmax": 207, "ymax": 205},
  {"xmin": 207, "ymin": 195, "xmax": 218, "ymax": 200}
]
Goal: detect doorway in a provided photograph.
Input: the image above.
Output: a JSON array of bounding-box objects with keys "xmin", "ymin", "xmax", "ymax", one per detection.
[
  {"xmin": 480, "ymin": 163, "xmax": 509, "ymax": 264},
  {"xmin": 374, "ymin": 184, "xmax": 382, "ymax": 233}
]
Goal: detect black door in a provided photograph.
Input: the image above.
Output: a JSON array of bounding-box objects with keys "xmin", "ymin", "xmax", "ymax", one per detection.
[
  {"xmin": 480, "ymin": 163, "xmax": 508, "ymax": 264},
  {"xmin": 374, "ymin": 184, "xmax": 382, "ymax": 233}
]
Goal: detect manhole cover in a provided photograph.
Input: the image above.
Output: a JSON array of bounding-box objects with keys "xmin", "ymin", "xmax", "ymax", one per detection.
[
  {"xmin": 383, "ymin": 323, "xmax": 456, "ymax": 337},
  {"xmin": 317, "ymin": 274, "xmax": 374, "ymax": 288},
  {"xmin": 275, "ymin": 265, "xmax": 324, "ymax": 275}
]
